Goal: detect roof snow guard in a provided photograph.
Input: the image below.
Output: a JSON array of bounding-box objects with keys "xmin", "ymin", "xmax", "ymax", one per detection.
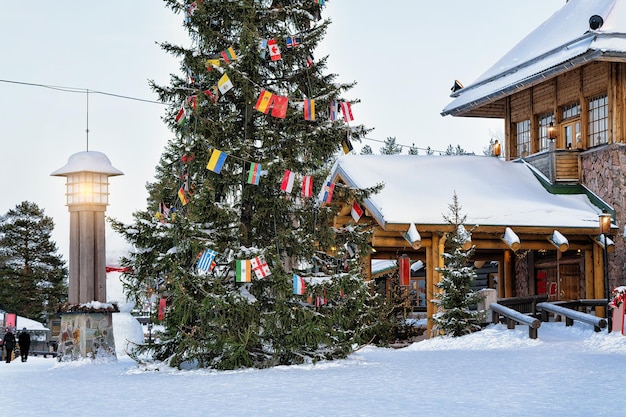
[{"xmin": 442, "ymin": 0, "xmax": 626, "ymax": 117}]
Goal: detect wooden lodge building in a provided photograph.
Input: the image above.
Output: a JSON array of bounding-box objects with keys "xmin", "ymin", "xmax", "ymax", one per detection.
[{"xmin": 330, "ymin": 0, "xmax": 626, "ymax": 335}]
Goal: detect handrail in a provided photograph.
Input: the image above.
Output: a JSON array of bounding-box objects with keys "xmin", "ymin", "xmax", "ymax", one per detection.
[
  {"xmin": 490, "ymin": 302, "xmax": 541, "ymax": 339},
  {"xmin": 536, "ymin": 302, "xmax": 607, "ymax": 332}
]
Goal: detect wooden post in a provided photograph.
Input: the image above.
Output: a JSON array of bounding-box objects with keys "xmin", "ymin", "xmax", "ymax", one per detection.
[
  {"xmin": 593, "ymin": 243, "xmax": 606, "ymax": 318},
  {"xmin": 503, "ymin": 250, "xmax": 515, "ymax": 298},
  {"xmin": 426, "ymin": 233, "xmax": 445, "ymax": 338}
]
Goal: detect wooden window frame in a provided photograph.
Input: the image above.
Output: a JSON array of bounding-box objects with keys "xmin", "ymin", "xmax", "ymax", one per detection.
[
  {"xmin": 587, "ymin": 94, "xmax": 608, "ymax": 147},
  {"xmin": 515, "ymin": 119, "xmax": 531, "ymax": 157},
  {"xmin": 537, "ymin": 113, "xmax": 554, "ymax": 152}
]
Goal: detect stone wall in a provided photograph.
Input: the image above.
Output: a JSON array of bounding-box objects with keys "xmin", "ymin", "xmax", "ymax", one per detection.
[{"xmin": 581, "ymin": 144, "xmax": 626, "ymax": 290}]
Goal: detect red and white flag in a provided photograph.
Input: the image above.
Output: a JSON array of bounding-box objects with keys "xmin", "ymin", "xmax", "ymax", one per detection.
[
  {"xmin": 251, "ymin": 256, "xmax": 271, "ymax": 279},
  {"xmin": 351, "ymin": 202, "xmax": 363, "ymax": 222},
  {"xmin": 340, "ymin": 101, "xmax": 354, "ymax": 122},
  {"xmin": 302, "ymin": 175, "xmax": 313, "ymax": 198},
  {"xmin": 281, "ymin": 169, "xmax": 295, "ymax": 193},
  {"xmin": 267, "ymin": 39, "xmax": 281, "ymax": 61}
]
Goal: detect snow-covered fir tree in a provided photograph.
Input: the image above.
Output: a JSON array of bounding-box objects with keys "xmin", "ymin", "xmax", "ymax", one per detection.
[
  {"xmin": 0, "ymin": 201, "xmax": 67, "ymax": 321},
  {"xmin": 431, "ymin": 193, "xmax": 483, "ymax": 337},
  {"xmin": 111, "ymin": 0, "xmax": 397, "ymax": 370}
]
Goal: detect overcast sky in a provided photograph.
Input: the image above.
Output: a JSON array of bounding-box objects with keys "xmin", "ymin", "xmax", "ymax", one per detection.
[{"xmin": 0, "ymin": 1, "xmax": 564, "ymax": 260}]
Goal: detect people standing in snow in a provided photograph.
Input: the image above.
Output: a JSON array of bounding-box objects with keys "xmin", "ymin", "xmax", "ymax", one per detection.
[
  {"xmin": 18, "ymin": 328, "xmax": 31, "ymax": 362},
  {"xmin": 3, "ymin": 328, "xmax": 15, "ymax": 363}
]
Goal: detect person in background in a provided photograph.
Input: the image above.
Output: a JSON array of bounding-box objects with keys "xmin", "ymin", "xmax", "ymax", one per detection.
[
  {"xmin": 18, "ymin": 328, "xmax": 31, "ymax": 362},
  {"xmin": 3, "ymin": 328, "xmax": 15, "ymax": 363}
]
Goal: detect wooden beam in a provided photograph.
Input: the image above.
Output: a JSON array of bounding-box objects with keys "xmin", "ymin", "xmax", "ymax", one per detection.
[{"xmin": 371, "ymin": 236, "xmax": 432, "ymax": 249}]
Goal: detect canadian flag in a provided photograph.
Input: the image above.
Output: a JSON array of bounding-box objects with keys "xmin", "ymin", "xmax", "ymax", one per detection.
[{"xmin": 267, "ymin": 39, "xmax": 282, "ymax": 61}]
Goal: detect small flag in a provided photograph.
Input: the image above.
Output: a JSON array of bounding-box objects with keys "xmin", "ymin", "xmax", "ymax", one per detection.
[
  {"xmin": 247, "ymin": 163, "xmax": 262, "ymax": 185},
  {"xmin": 159, "ymin": 201, "xmax": 170, "ymax": 218},
  {"xmin": 329, "ymin": 100, "xmax": 338, "ymax": 121},
  {"xmin": 304, "ymin": 99, "xmax": 315, "ymax": 121},
  {"xmin": 175, "ymin": 107, "xmax": 186, "ymax": 126},
  {"xmin": 341, "ymin": 101, "xmax": 354, "ymax": 122},
  {"xmin": 259, "ymin": 39, "xmax": 268, "ymax": 59},
  {"xmin": 221, "ymin": 46, "xmax": 237, "ymax": 64},
  {"xmin": 302, "ymin": 175, "xmax": 313, "ymax": 198},
  {"xmin": 217, "ymin": 73, "xmax": 233, "ymax": 94},
  {"xmin": 178, "ymin": 185, "xmax": 189, "ymax": 205},
  {"xmin": 286, "ymin": 37, "xmax": 301, "ymax": 49},
  {"xmin": 281, "ymin": 169, "xmax": 295, "ymax": 193},
  {"xmin": 197, "ymin": 249, "xmax": 218, "ymax": 272},
  {"xmin": 315, "ymin": 293, "xmax": 327, "ymax": 307},
  {"xmin": 236, "ymin": 259, "xmax": 252, "ymax": 283},
  {"xmin": 342, "ymin": 138, "xmax": 353, "ymax": 154},
  {"xmin": 186, "ymin": 95, "xmax": 197, "ymax": 111},
  {"xmin": 255, "ymin": 90, "xmax": 274, "ymax": 114},
  {"xmin": 321, "ymin": 181, "xmax": 334, "ymax": 204},
  {"xmin": 306, "ymin": 53, "xmax": 314, "ymax": 67},
  {"xmin": 251, "ymin": 256, "xmax": 271, "ymax": 278},
  {"xmin": 158, "ymin": 298, "xmax": 166, "ymax": 320},
  {"xmin": 293, "ymin": 274, "xmax": 306, "ymax": 295},
  {"xmin": 188, "ymin": 1, "xmax": 197, "ymax": 16},
  {"xmin": 207, "ymin": 149, "xmax": 227, "ymax": 173},
  {"xmin": 205, "ymin": 58, "xmax": 221, "ymax": 71},
  {"xmin": 186, "ymin": 67, "xmax": 196, "ymax": 85},
  {"xmin": 351, "ymin": 202, "xmax": 363, "ymax": 222},
  {"xmin": 268, "ymin": 39, "xmax": 281, "ymax": 61},
  {"xmin": 204, "ymin": 86, "xmax": 219, "ymax": 103},
  {"xmin": 271, "ymin": 95, "xmax": 289, "ymax": 119},
  {"xmin": 314, "ymin": 0, "xmax": 325, "ymax": 5}
]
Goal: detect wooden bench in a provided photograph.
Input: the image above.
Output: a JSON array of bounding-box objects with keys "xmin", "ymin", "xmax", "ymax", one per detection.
[
  {"xmin": 490, "ymin": 302, "xmax": 542, "ymax": 339},
  {"xmin": 537, "ymin": 302, "xmax": 607, "ymax": 332}
]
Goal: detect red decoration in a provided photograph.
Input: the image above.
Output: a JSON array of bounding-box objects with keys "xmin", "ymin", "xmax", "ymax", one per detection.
[
  {"xmin": 158, "ymin": 298, "xmax": 167, "ymax": 320},
  {"xmin": 399, "ymin": 254, "xmax": 410, "ymax": 286}
]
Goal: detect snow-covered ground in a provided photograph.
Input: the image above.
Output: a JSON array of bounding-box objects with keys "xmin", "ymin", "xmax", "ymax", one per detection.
[{"xmin": 2, "ymin": 320, "xmax": 625, "ymax": 416}]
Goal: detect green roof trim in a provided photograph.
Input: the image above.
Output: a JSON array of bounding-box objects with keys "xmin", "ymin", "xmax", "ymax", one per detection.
[{"xmin": 528, "ymin": 166, "xmax": 616, "ymax": 219}]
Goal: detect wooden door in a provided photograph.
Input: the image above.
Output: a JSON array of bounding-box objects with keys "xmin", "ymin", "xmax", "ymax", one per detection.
[{"xmin": 559, "ymin": 263, "xmax": 581, "ymax": 300}]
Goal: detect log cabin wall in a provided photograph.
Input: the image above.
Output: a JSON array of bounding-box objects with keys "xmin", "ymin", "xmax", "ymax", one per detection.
[{"xmin": 506, "ymin": 61, "xmax": 611, "ymax": 159}]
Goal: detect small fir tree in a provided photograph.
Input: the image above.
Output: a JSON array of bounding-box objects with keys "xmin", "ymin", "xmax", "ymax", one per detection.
[
  {"xmin": 111, "ymin": 0, "xmax": 395, "ymax": 370},
  {"xmin": 379, "ymin": 136, "xmax": 402, "ymax": 155},
  {"xmin": 408, "ymin": 143, "xmax": 419, "ymax": 155},
  {"xmin": 0, "ymin": 201, "xmax": 67, "ymax": 320},
  {"xmin": 360, "ymin": 144, "xmax": 373, "ymax": 155},
  {"xmin": 431, "ymin": 193, "xmax": 483, "ymax": 337}
]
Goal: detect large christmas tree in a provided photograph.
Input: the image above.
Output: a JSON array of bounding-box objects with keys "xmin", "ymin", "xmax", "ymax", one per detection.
[{"xmin": 112, "ymin": 0, "xmax": 394, "ymax": 370}]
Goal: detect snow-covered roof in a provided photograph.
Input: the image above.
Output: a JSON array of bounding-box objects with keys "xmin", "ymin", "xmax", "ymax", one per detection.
[
  {"xmin": 1, "ymin": 313, "xmax": 49, "ymax": 332},
  {"xmin": 330, "ymin": 154, "xmax": 602, "ymax": 230},
  {"xmin": 50, "ymin": 151, "xmax": 124, "ymax": 177},
  {"xmin": 442, "ymin": 0, "xmax": 626, "ymax": 117}
]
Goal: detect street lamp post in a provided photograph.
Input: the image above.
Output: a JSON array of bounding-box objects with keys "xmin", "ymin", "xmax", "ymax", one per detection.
[
  {"xmin": 51, "ymin": 150, "xmax": 123, "ymax": 359},
  {"xmin": 52, "ymin": 151, "xmax": 123, "ymax": 304},
  {"xmin": 599, "ymin": 212, "xmax": 612, "ymax": 332}
]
